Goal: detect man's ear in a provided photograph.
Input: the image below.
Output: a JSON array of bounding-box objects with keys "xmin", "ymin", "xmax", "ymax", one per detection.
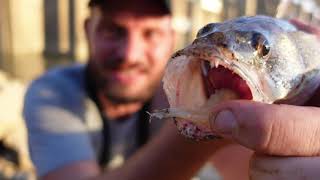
[
  {"xmin": 170, "ymin": 28, "xmax": 177, "ymax": 51},
  {"xmin": 84, "ymin": 18, "xmax": 91, "ymax": 41}
]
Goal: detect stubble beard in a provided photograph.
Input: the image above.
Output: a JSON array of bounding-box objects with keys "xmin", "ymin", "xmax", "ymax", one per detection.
[
  {"xmin": 87, "ymin": 60, "xmax": 163, "ymax": 104},
  {"xmin": 100, "ymin": 75, "xmax": 162, "ymax": 104}
]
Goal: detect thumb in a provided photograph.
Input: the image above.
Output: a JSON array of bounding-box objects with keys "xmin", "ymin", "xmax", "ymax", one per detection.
[{"xmin": 209, "ymin": 100, "xmax": 320, "ymax": 156}]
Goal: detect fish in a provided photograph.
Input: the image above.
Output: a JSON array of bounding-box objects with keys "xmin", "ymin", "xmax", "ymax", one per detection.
[{"xmin": 151, "ymin": 15, "xmax": 320, "ymax": 140}]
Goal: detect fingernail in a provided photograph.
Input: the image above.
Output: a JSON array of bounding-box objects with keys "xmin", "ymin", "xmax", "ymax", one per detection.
[{"xmin": 211, "ymin": 110, "xmax": 237, "ymax": 135}]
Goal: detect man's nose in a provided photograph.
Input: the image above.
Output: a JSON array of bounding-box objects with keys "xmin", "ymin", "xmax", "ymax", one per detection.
[{"xmin": 119, "ymin": 33, "xmax": 145, "ymax": 65}]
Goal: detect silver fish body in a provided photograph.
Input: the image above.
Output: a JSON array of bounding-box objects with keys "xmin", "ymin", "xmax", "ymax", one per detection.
[{"xmin": 153, "ymin": 16, "xmax": 320, "ymax": 140}]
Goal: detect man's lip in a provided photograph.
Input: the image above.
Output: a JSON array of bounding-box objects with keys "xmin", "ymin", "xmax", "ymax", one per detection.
[{"xmin": 108, "ymin": 71, "xmax": 144, "ymax": 84}]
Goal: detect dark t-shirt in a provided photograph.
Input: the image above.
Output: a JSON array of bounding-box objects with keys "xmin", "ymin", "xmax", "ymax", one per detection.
[{"xmin": 23, "ymin": 64, "xmax": 163, "ymax": 176}]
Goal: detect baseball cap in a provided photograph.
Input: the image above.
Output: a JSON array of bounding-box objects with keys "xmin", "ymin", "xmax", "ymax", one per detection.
[{"xmin": 88, "ymin": 0, "xmax": 171, "ymax": 14}]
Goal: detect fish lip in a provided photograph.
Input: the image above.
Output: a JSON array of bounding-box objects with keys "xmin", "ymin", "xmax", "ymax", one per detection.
[
  {"xmin": 230, "ymin": 62, "xmax": 269, "ymax": 101},
  {"xmin": 200, "ymin": 55, "xmax": 269, "ymax": 102}
]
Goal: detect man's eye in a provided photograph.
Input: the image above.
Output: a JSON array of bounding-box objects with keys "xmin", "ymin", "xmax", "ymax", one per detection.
[{"xmin": 144, "ymin": 29, "xmax": 160, "ymax": 40}]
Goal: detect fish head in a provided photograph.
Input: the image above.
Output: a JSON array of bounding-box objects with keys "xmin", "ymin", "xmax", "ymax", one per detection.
[
  {"xmin": 166, "ymin": 16, "xmax": 310, "ymax": 106},
  {"xmin": 161, "ymin": 16, "xmax": 320, "ymax": 140}
]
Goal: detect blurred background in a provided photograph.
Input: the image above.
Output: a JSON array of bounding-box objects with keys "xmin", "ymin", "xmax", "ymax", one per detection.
[{"xmin": 0, "ymin": 0, "xmax": 319, "ymax": 179}]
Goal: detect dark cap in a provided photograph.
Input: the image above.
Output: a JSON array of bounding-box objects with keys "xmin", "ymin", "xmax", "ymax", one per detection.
[{"xmin": 88, "ymin": 0, "xmax": 171, "ymax": 14}]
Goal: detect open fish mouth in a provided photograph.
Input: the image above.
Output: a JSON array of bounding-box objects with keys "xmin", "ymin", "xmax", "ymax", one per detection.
[
  {"xmin": 200, "ymin": 59, "xmax": 253, "ymax": 100},
  {"xmin": 150, "ymin": 55, "xmax": 255, "ymax": 140}
]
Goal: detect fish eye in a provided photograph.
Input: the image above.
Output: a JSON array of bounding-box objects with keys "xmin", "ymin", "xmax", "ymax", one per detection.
[{"xmin": 251, "ymin": 32, "xmax": 270, "ymax": 58}]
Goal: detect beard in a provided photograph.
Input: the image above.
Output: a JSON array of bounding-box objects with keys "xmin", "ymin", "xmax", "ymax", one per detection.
[
  {"xmin": 86, "ymin": 56, "xmax": 165, "ymax": 105},
  {"xmin": 102, "ymin": 80, "xmax": 160, "ymax": 104},
  {"xmin": 87, "ymin": 64, "xmax": 162, "ymax": 104}
]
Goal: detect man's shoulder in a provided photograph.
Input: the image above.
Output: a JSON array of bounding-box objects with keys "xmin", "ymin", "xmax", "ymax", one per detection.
[
  {"xmin": 23, "ymin": 64, "xmax": 100, "ymax": 178},
  {"xmin": 24, "ymin": 64, "xmax": 91, "ymax": 113},
  {"xmin": 27, "ymin": 64, "xmax": 87, "ymax": 95},
  {"xmin": 36, "ymin": 64, "xmax": 85, "ymax": 86}
]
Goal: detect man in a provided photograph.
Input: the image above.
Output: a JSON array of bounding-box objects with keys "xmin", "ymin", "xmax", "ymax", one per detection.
[
  {"xmin": 26, "ymin": 0, "xmax": 320, "ymax": 179},
  {"xmin": 23, "ymin": 0, "xmax": 229, "ymax": 179}
]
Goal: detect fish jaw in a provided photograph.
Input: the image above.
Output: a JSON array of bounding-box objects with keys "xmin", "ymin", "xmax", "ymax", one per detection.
[
  {"xmin": 163, "ymin": 50, "xmax": 269, "ymax": 107},
  {"xmin": 161, "ymin": 53, "xmax": 266, "ymax": 140},
  {"xmin": 174, "ymin": 118, "xmax": 217, "ymax": 140}
]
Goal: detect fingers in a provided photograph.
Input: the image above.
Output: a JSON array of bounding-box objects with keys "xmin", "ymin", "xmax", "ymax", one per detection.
[
  {"xmin": 209, "ymin": 100, "xmax": 320, "ymax": 156},
  {"xmin": 250, "ymin": 154, "xmax": 320, "ymax": 180}
]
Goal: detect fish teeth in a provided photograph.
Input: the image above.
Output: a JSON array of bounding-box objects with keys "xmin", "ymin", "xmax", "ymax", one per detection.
[
  {"xmin": 209, "ymin": 60, "xmax": 220, "ymax": 68},
  {"xmin": 215, "ymin": 61, "xmax": 220, "ymax": 68}
]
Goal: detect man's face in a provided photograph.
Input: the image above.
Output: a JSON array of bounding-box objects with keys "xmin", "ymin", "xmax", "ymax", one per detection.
[{"xmin": 86, "ymin": 7, "xmax": 174, "ymax": 103}]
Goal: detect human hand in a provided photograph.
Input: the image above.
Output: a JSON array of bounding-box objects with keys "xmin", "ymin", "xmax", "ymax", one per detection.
[{"xmin": 209, "ymin": 99, "xmax": 320, "ymax": 180}]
